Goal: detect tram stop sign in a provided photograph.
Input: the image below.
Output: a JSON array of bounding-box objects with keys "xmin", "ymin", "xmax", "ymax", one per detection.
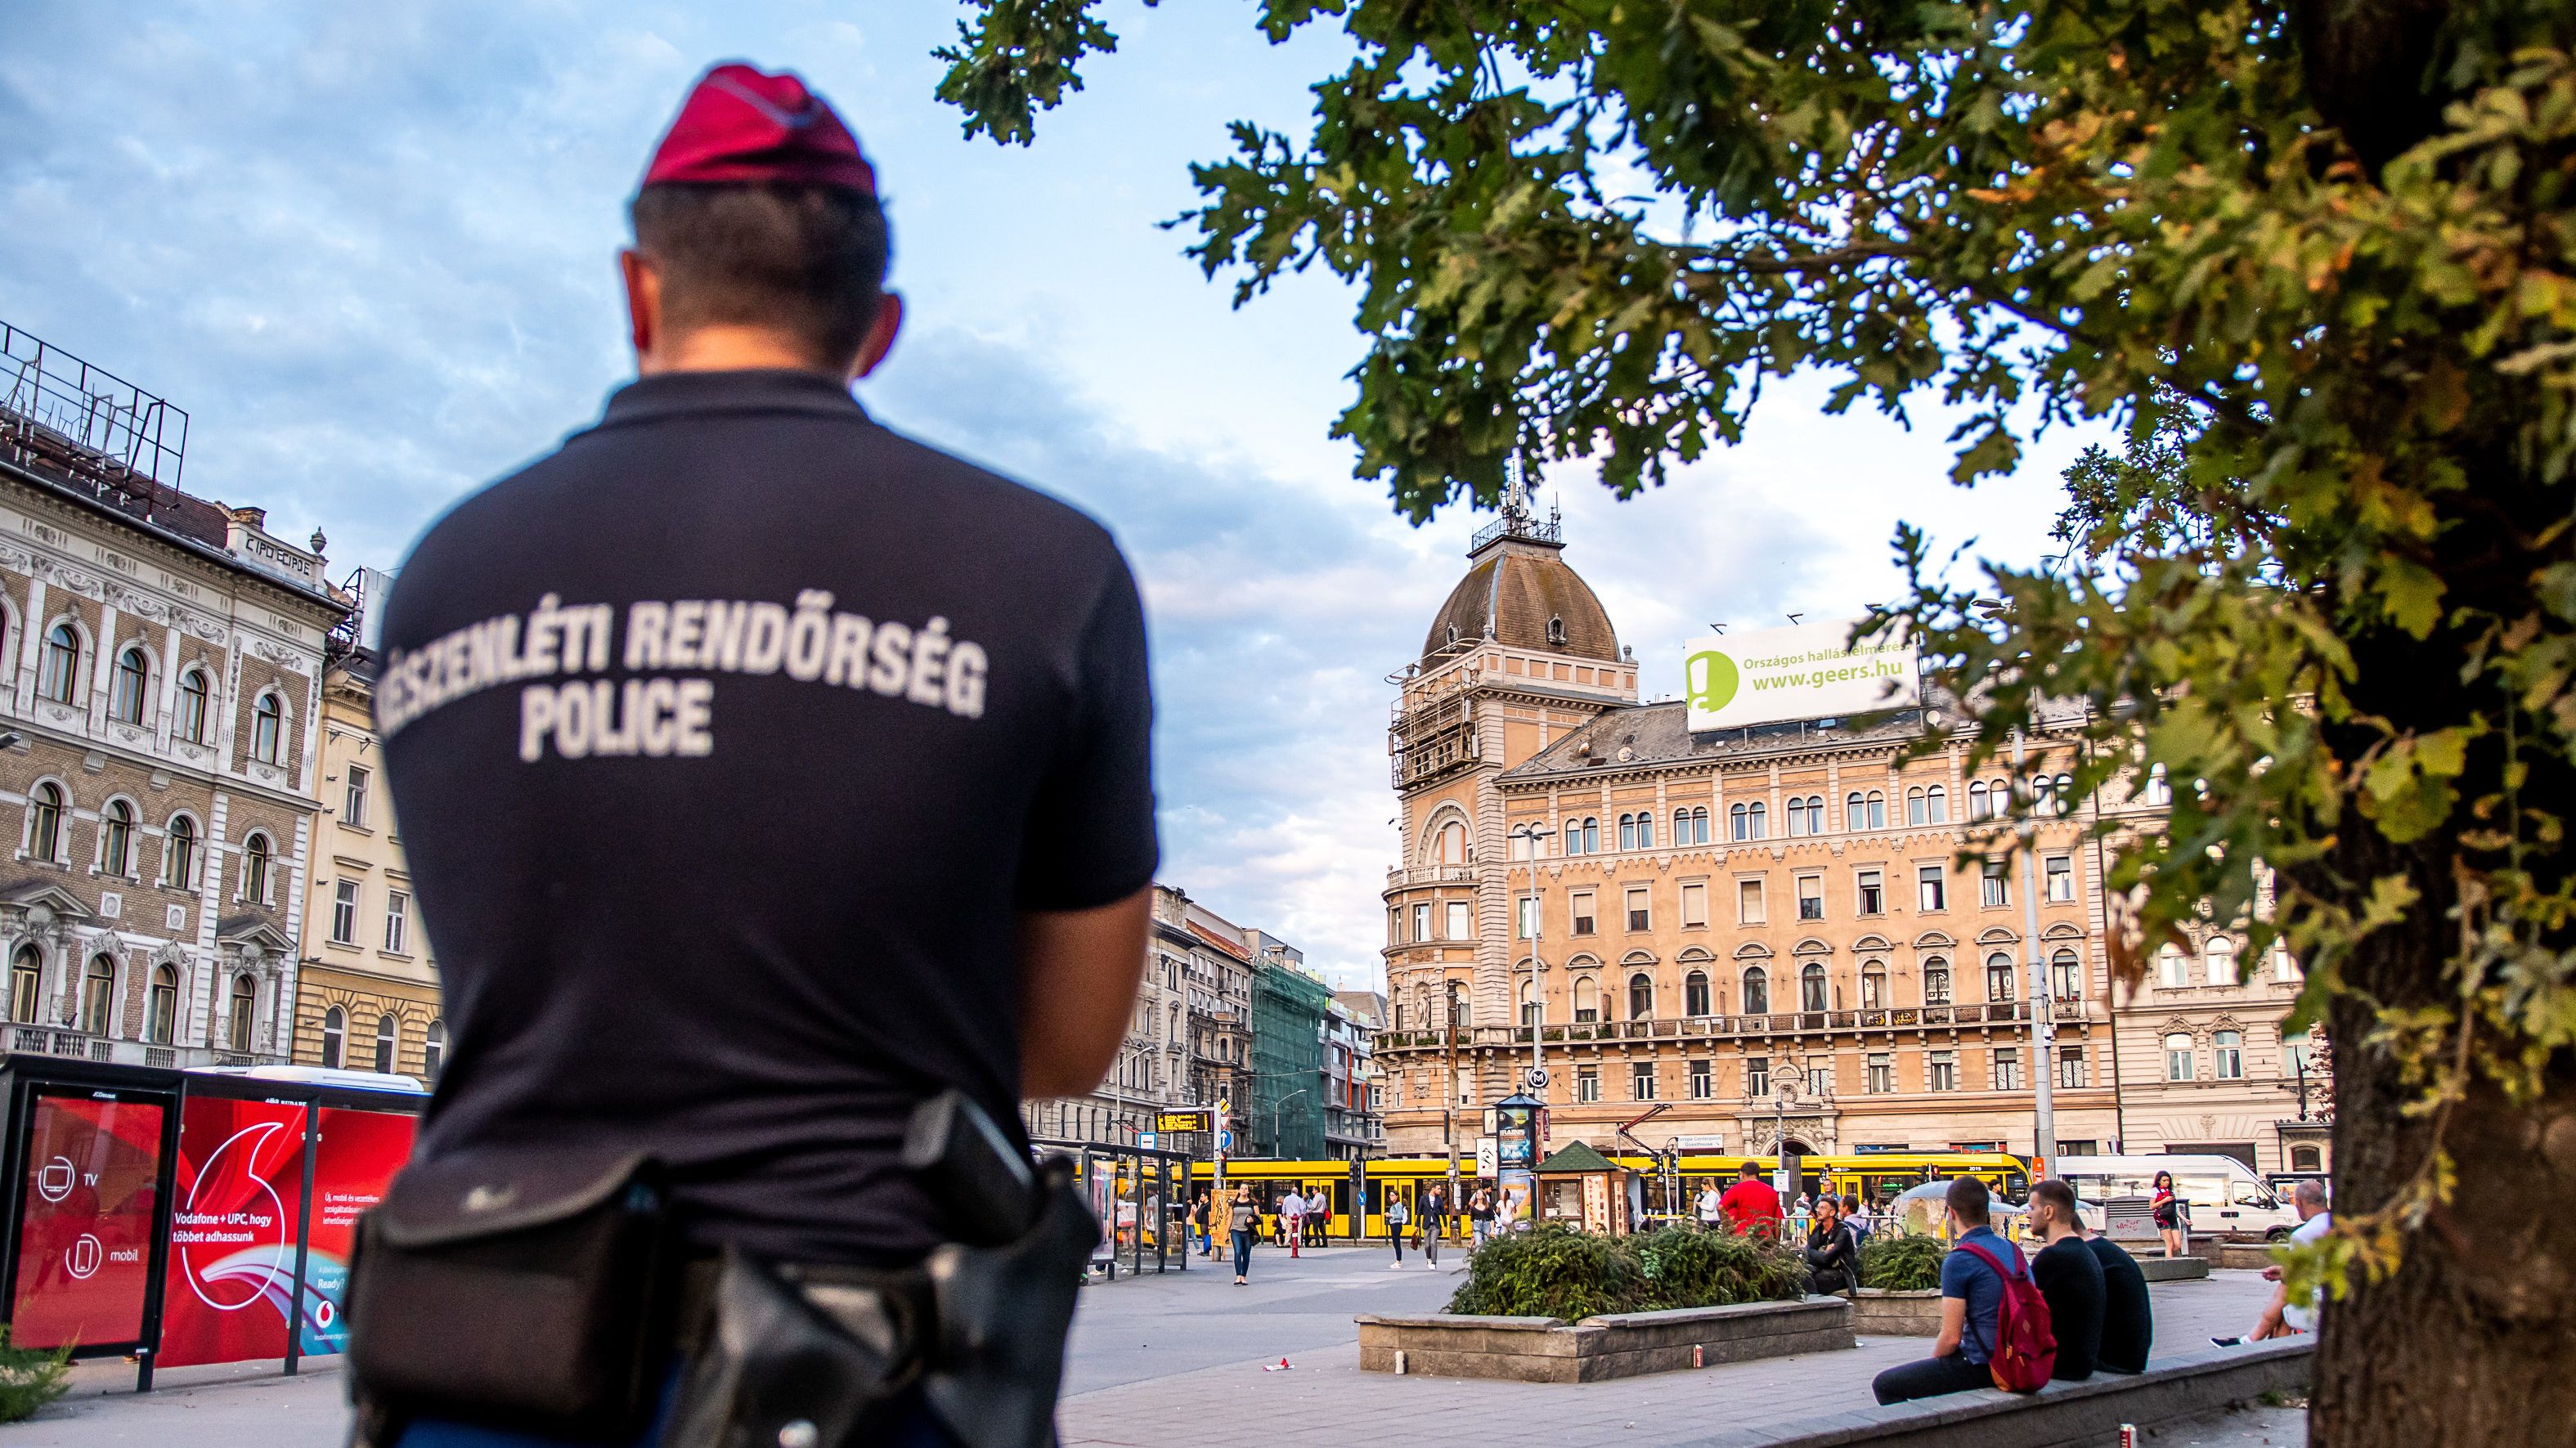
[
  {"xmin": 1138, "ymin": 1132, "xmax": 1156, "ymax": 1150},
  {"xmin": 1524, "ymin": 1065, "xmax": 1550, "ymax": 1091}
]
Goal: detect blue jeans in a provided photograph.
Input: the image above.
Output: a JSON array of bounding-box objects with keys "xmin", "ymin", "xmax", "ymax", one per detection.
[
  {"xmin": 396, "ymin": 1381, "xmax": 960, "ymax": 1448},
  {"xmin": 1231, "ymin": 1229, "xmax": 1253, "ymax": 1278}
]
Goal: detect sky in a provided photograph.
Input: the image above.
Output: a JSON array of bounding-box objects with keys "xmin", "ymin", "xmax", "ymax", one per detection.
[{"xmin": 0, "ymin": 2, "xmax": 2103, "ymax": 988}]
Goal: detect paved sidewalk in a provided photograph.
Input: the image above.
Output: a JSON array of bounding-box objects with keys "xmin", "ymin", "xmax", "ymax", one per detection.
[{"xmin": 11, "ymin": 1245, "xmax": 2287, "ymax": 1448}]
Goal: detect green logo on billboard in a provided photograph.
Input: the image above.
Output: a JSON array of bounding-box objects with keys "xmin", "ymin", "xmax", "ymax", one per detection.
[{"xmin": 1688, "ymin": 649, "xmax": 1739, "ymax": 712}]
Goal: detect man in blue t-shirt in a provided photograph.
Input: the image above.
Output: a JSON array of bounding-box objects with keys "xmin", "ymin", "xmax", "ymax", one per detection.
[{"xmin": 1872, "ymin": 1177, "xmax": 2018, "ymax": 1404}]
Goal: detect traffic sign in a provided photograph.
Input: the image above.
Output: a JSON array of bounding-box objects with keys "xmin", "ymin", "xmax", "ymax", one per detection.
[
  {"xmin": 1215, "ymin": 1098, "xmax": 1230, "ymax": 1115},
  {"xmin": 1138, "ymin": 1132, "xmax": 1157, "ymax": 1150},
  {"xmin": 1217, "ymin": 1129, "xmax": 1234, "ymax": 1151},
  {"xmin": 1524, "ymin": 1066, "xmax": 1550, "ymax": 1091}
]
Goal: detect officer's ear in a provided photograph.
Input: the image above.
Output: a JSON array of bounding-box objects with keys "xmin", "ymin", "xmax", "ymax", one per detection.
[
  {"xmin": 850, "ymin": 290, "xmax": 904, "ymax": 381},
  {"xmin": 621, "ymin": 249, "xmax": 664, "ymax": 365}
]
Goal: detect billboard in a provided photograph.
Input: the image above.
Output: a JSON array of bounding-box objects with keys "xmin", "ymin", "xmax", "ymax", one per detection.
[
  {"xmin": 1684, "ymin": 618, "xmax": 1919, "ymax": 732},
  {"xmin": 9, "ymin": 1093, "xmax": 166, "ymax": 1350},
  {"xmin": 298, "ymin": 1106, "xmax": 417, "ymax": 1356},
  {"xmin": 159, "ymin": 1097, "xmax": 307, "ymax": 1368}
]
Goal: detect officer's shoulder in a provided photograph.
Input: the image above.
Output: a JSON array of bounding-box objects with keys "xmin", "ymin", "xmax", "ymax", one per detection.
[{"xmin": 858, "ymin": 424, "xmax": 1124, "ymax": 559}]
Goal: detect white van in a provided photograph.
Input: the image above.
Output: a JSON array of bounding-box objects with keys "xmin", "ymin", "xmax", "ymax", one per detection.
[{"xmin": 2053, "ymin": 1154, "xmax": 2302, "ymax": 1239}]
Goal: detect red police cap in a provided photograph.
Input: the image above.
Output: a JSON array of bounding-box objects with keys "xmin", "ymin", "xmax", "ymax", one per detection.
[{"xmin": 640, "ymin": 62, "xmax": 876, "ymax": 193}]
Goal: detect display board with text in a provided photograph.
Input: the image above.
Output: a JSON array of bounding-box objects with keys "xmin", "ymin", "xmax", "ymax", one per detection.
[
  {"xmin": 158, "ymin": 1096, "xmax": 307, "ymax": 1368},
  {"xmin": 1683, "ymin": 619, "xmax": 1919, "ymax": 732},
  {"xmin": 299, "ymin": 1106, "xmax": 418, "ymax": 1355},
  {"xmin": 8, "ymin": 1092, "xmax": 167, "ymax": 1351}
]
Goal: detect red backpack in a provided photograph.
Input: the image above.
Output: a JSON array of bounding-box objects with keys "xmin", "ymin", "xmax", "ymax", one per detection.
[{"xmin": 1955, "ymin": 1238, "xmax": 2057, "ymax": 1392}]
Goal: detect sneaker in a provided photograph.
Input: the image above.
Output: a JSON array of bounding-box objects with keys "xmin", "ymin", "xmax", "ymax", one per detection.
[
  {"xmin": 1390, "ymin": 1262, "xmax": 1405, "ymax": 1269},
  {"xmin": 2210, "ymin": 1336, "xmax": 2242, "ymax": 1347}
]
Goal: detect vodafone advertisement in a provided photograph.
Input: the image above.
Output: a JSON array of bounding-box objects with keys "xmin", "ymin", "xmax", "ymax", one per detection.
[
  {"xmin": 298, "ymin": 1106, "xmax": 416, "ymax": 1356},
  {"xmin": 10, "ymin": 1093, "xmax": 166, "ymax": 1351},
  {"xmin": 157, "ymin": 1097, "xmax": 307, "ymax": 1367}
]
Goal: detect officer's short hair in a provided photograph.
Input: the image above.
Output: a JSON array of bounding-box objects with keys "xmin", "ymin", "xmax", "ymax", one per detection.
[
  {"xmin": 630, "ymin": 182, "xmax": 891, "ymax": 369},
  {"xmin": 1945, "ymin": 1174, "xmax": 1990, "ymax": 1225},
  {"xmin": 2030, "ymin": 1178, "xmax": 2078, "ymax": 1222}
]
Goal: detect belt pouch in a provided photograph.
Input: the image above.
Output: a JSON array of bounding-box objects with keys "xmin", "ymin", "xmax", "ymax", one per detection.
[
  {"xmin": 661, "ymin": 1251, "xmax": 916, "ymax": 1448},
  {"xmin": 345, "ymin": 1149, "xmax": 680, "ymax": 1441}
]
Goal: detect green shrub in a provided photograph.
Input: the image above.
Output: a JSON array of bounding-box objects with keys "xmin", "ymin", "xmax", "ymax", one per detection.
[
  {"xmin": 1858, "ymin": 1231, "xmax": 1946, "ymax": 1291},
  {"xmin": 0, "ymin": 1328, "xmax": 72, "ymax": 1423},
  {"xmin": 1447, "ymin": 1224, "xmax": 1806, "ymax": 1319}
]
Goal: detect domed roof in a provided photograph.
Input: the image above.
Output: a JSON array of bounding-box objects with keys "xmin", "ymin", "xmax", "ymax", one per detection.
[{"xmin": 1422, "ymin": 526, "xmax": 1620, "ymax": 663}]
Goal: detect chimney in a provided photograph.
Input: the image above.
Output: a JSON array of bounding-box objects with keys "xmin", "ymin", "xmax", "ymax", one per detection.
[{"xmin": 230, "ymin": 506, "xmax": 267, "ymax": 529}]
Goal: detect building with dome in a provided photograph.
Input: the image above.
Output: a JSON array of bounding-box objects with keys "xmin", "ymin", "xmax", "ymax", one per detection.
[{"xmin": 1378, "ymin": 492, "xmax": 2330, "ymax": 1183}]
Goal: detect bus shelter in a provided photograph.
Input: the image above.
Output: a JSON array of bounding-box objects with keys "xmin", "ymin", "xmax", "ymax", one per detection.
[
  {"xmin": 1030, "ymin": 1136, "xmax": 1193, "ymax": 1279},
  {"xmin": 2, "ymin": 1054, "xmax": 426, "ymax": 1390}
]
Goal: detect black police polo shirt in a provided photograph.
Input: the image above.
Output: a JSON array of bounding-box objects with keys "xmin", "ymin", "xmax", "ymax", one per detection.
[{"xmin": 375, "ymin": 369, "xmax": 1157, "ymax": 1262}]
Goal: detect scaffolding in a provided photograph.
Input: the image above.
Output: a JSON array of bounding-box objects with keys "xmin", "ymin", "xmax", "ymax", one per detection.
[{"xmin": 1248, "ymin": 957, "xmax": 1333, "ymax": 1159}]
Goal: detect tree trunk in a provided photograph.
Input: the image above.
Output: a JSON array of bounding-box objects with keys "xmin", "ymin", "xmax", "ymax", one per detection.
[{"xmin": 2304, "ymin": 616, "xmax": 2576, "ymax": 1445}]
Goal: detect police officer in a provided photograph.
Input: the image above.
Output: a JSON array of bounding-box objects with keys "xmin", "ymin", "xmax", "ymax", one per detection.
[{"xmin": 364, "ymin": 62, "xmax": 1156, "ymax": 1448}]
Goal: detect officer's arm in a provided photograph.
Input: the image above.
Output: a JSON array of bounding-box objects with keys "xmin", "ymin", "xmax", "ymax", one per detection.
[{"xmin": 1017, "ymin": 885, "xmax": 1153, "ymax": 1098}]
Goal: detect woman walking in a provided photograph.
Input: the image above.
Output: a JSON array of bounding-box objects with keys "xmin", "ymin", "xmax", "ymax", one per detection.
[
  {"xmin": 1469, "ymin": 1185, "xmax": 1496, "ymax": 1249},
  {"xmin": 2152, "ymin": 1170, "xmax": 2187, "ymax": 1259},
  {"xmin": 1385, "ymin": 1190, "xmax": 1411, "ymax": 1267},
  {"xmin": 1229, "ymin": 1185, "xmax": 1259, "ymax": 1285}
]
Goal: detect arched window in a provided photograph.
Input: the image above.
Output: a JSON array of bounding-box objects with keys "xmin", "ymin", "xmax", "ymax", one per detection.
[
  {"xmin": 25, "ymin": 782, "xmax": 65, "ymax": 862},
  {"xmin": 321, "ymin": 1005, "xmax": 346, "ymax": 1068},
  {"xmin": 1787, "ymin": 799, "xmax": 1808, "ymax": 836},
  {"xmin": 82, "ymin": 955, "xmax": 114, "ymax": 1035},
  {"xmin": 374, "ymin": 1013, "xmax": 398, "ymax": 1074},
  {"xmin": 2158, "ymin": 943, "xmax": 2190, "ymax": 988},
  {"xmin": 251, "ymin": 693, "xmax": 285, "ymax": 765},
  {"xmin": 1685, "ymin": 971, "xmax": 1711, "ymax": 1016},
  {"xmin": 109, "ymin": 646, "xmax": 150, "ymax": 724},
  {"xmin": 1923, "ymin": 957, "xmax": 1951, "ymax": 1006},
  {"xmin": 1860, "ymin": 962, "xmax": 1887, "ymax": 1009},
  {"xmin": 100, "ymin": 799, "xmax": 134, "ymax": 876},
  {"xmin": 1986, "ymin": 952, "xmax": 2017, "ymax": 1001},
  {"xmin": 1801, "ymin": 962, "xmax": 1828, "ymax": 1011},
  {"xmin": 2289, "ymin": 1145, "xmax": 2322, "ymax": 1173},
  {"xmin": 164, "ymin": 814, "xmax": 198, "ymax": 889},
  {"xmin": 1847, "ymin": 791, "xmax": 1865, "ymax": 830},
  {"xmin": 1572, "ymin": 976, "xmax": 1599, "ymax": 1024},
  {"xmin": 1926, "ymin": 785, "xmax": 1948, "ymax": 823},
  {"xmin": 148, "ymin": 964, "xmax": 178, "ymax": 1043},
  {"xmin": 1636, "ymin": 812, "xmax": 1654, "ymax": 849},
  {"xmin": 241, "ymin": 832, "xmax": 273, "ymax": 903},
  {"xmin": 1690, "ymin": 806, "xmax": 1710, "ymax": 843},
  {"xmin": 1729, "ymin": 803, "xmax": 1748, "ymax": 840},
  {"xmin": 2054, "ymin": 773, "xmax": 2075, "ymax": 814},
  {"xmin": 2144, "ymin": 762, "xmax": 2173, "ymax": 805},
  {"xmin": 2052, "ymin": 948, "xmax": 2083, "ymax": 1000},
  {"xmin": 1446, "ymin": 980, "xmax": 1470, "ymax": 1029},
  {"xmin": 1519, "ymin": 979, "xmax": 1538, "ymax": 1028},
  {"xmin": 1747, "ymin": 801, "xmax": 1766, "ymax": 839},
  {"xmin": 425, "ymin": 1020, "xmax": 447, "ymax": 1079},
  {"xmin": 1969, "ymin": 780, "xmax": 1990, "ymax": 820},
  {"xmin": 1581, "ymin": 817, "xmax": 1599, "ymax": 854},
  {"xmin": 1546, "ymin": 615, "xmax": 1566, "ymax": 645},
  {"xmin": 1628, "ymin": 972, "xmax": 1654, "ymax": 1020},
  {"xmin": 227, "ymin": 974, "xmax": 257, "ymax": 1052},
  {"xmin": 2205, "ymin": 935, "xmax": 2238, "ymax": 987},
  {"xmin": 7, "ymin": 946, "xmax": 40, "ymax": 1023},
  {"xmin": 2165, "ymin": 1033, "xmax": 2196, "ymax": 1081},
  {"xmin": 1865, "ymin": 791, "xmax": 1887, "ymax": 829},
  {"xmin": 1741, "ymin": 967, "xmax": 1769, "ymax": 1016},
  {"xmin": 38, "ymin": 622, "xmax": 83, "ymax": 704},
  {"xmin": 2214, "ymin": 1029, "xmax": 2245, "ymax": 1078},
  {"xmin": 176, "ymin": 668, "xmax": 209, "ymax": 743},
  {"xmin": 1618, "ymin": 814, "xmax": 1637, "ymax": 851},
  {"xmin": 1906, "ymin": 787, "xmax": 1926, "ymax": 826}
]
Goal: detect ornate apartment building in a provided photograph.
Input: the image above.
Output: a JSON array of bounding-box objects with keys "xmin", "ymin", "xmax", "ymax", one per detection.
[
  {"xmin": 0, "ymin": 323, "xmax": 343, "ymax": 1069},
  {"xmin": 1379, "ymin": 500, "xmax": 2329, "ymax": 1176},
  {"xmin": 292, "ymin": 637, "xmax": 447, "ymax": 1082}
]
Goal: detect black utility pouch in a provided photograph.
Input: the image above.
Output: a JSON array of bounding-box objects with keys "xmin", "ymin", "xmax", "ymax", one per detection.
[{"xmin": 345, "ymin": 1149, "xmax": 682, "ymax": 1441}]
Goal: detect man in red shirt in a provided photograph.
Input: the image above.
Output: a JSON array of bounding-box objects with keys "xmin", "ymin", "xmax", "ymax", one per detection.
[{"xmin": 1719, "ymin": 1162, "xmax": 1786, "ymax": 1237}]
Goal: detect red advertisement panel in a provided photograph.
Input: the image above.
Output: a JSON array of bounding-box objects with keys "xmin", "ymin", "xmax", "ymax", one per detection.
[
  {"xmin": 9, "ymin": 1093, "xmax": 165, "ymax": 1350},
  {"xmin": 297, "ymin": 1106, "xmax": 417, "ymax": 1356},
  {"xmin": 156, "ymin": 1096, "xmax": 307, "ymax": 1368}
]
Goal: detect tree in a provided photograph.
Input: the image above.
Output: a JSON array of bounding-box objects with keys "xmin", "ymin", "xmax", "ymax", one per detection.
[{"xmin": 936, "ymin": 4, "xmax": 2576, "ymax": 1441}]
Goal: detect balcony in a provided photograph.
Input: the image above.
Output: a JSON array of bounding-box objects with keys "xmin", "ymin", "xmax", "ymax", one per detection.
[
  {"xmin": 1372, "ymin": 1000, "xmax": 2096, "ymax": 1054},
  {"xmin": 4, "ymin": 1024, "xmax": 286, "ymax": 1071},
  {"xmin": 1386, "ymin": 864, "xmax": 1479, "ymax": 890}
]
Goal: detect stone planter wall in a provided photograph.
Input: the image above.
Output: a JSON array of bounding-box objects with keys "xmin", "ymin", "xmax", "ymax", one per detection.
[
  {"xmin": 2214, "ymin": 1242, "xmax": 2276, "ymax": 1271},
  {"xmin": 1851, "ymin": 1289, "xmax": 1943, "ymax": 1335},
  {"xmin": 2138, "ymin": 1254, "xmax": 2211, "ymax": 1281},
  {"xmin": 1357, "ymin": 1297, "xmax": 1854, "ymax": 1383}
]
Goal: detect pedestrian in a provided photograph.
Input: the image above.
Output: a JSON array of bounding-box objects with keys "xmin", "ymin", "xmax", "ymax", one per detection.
[
  {"xmin": 1470, "ymin": 1185, "xmax": 1497, "ymax": 1248},
  {"xmin": 2028, "ymin": 1180, "xmax": 2104, "ymax": 1381},
  {"xmin": 2213, "ymin": 1180, "xmax": 2331, "ymax": 1346},
  {"xmin": 346, "ymin": 60, "xmax": 1156, "ymax": 1448},
  {"xmin": 1694, "ymin": 1177, "xmax": 1726, "ymax": 1231},
  {"xmin": 1870, "ymin": 1177, "xmax": 2040, "ymax": 1405},
  {"xmin": 1420, "ymin": 1184, "xmax": 1445, "ymax": 1269},
  {"xmin": 1230, "ymin": 1185, "xmax": 1259, "ymax": 1285},
  {"xmin": 1386, "ymin": 1190, "xmax": 1411, "ymax": 1267},
  {"xmin": 1307, "ymin": 1194, "xmax": 1329, "ymax": 1248},
  {"xmin": 1190, "ymin": 1190, "xmax": 1211, "ymax": 1257},
  {"xmin": 1281, "ymin": 1187, "xmax": 1305, "ymax": 1259},
  {"xmin": 2151, "ymin": 1170, "xmax": 2188, "ymax": 1259},
  {"xmin": 1802, "ymin": 1194, "xmax": 1860, "ymax": 1296},
  {"xmin": 2081, "ymin": 1222, "xmax": 2154, "ymax": 1373},
  {"xmin": 1719, "ymin": 1162, "xmax": 1785, "ymax": 1238}
]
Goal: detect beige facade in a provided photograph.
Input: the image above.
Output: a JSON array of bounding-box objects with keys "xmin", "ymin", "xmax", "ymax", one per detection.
[
  {"xmin": 0, "ymin": 381, "xmax": 341, "ymax": 1069},
  {"xmin": 1380, "ymin": 504, "xmax": 2324, "ymax": 1172},
  {"xmin": 290, "ymin": 647, "xmax": 445, "ymax": 1082}
]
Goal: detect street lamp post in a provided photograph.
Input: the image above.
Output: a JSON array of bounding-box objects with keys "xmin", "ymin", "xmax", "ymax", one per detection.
[
  {"xmin": 2013, "ymin": 727, "xmax": 2060, "ymax": 1177},
  {"xmin": 1510, "ymin": 823, "xmax": 1555, "ymax": 1114},
  {"xmin": 1272, "ymin": 1087, "xmax": 1309, "ymax": 1158}
]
